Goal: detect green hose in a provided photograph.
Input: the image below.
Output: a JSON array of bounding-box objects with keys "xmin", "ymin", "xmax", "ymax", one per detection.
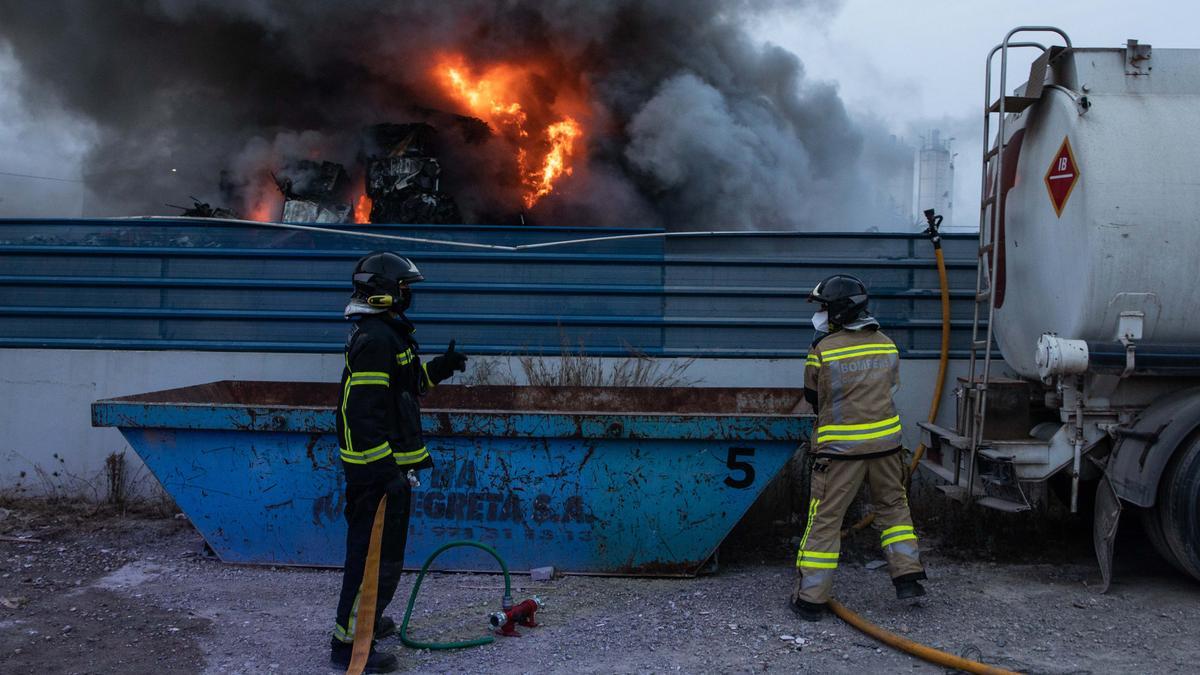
[{"xmin": 398, "ymin": 540, "xmax": 512, "ymax": 650}]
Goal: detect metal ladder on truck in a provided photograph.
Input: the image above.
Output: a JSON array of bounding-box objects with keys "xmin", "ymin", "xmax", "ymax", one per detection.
[{"xmin": 920, "ymin": 27, "xmax": 1072, "ymax": 512}]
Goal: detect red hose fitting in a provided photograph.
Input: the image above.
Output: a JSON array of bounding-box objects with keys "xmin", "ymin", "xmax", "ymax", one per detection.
[{"xmin": 488, "ymin": 596, "xmax": 543, "ymax": 637}]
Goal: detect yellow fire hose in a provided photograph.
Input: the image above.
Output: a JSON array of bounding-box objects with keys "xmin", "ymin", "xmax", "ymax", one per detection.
[
  {"xmin": 827, "ymin": 598, "xmax": 1018, "ymax": 675},
  {"xmin": 347, "ymin": 495, "xmax": 389, "ymax": 675},
  {"xmin": 829, "ymin": 223, "xmax": 1020, "ymax": 675}
]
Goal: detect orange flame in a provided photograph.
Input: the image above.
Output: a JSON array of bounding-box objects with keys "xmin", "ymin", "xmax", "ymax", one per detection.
[
  {"xmin": 246, "ymin": 193, "xmax": 279, "ymax": 222},
  {"xmin": 444, "ymin": 65, "xmax": 529, "ymax": 134},
  {"xmin": 353, "ymin": 194, "xmax": 372, "ymax": 224},
  {"xmin": 525, "ymin": 118, "xmax": 581, "ymax": 208},
  {"xmin": 436, "ymin": 55, "xmax": 583, "ymax": 208},
  {"xmin": 239, "ymin": 168, "xmax": 283, "ymax": 222}
]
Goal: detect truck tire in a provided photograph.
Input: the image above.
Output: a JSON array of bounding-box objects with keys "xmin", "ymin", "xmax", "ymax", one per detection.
[
  {"xmin": 1148, "ymin": 432, "xmax": 1200, "ymax": 582},
  {"xmin": 1141, "ymin": 501, "xmax": 1185, "ymax": 574}
]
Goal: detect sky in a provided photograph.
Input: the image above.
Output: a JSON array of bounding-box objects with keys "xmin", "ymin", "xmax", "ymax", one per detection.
[
  {"xmin": 753, "ymin": 0, "xmax": 1198, "ymax": 230},
  {"xmin": 0, "ymin": 0, "xmax": 1196, "ymax": 224}
]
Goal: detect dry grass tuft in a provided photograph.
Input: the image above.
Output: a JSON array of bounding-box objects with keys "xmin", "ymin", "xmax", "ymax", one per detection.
[
  {"xmin": 455, "ymin": 333, "xmax": 699, "ymax": 388},
  {"xmin": 518, "ymin": 335, "xmax": 698, "ymax": 387}
]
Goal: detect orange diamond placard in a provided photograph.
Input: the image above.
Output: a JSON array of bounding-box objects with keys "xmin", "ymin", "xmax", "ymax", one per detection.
[{"xmin": 1044, "ymin": 136, "xmax": 1079, "ymax": 217}]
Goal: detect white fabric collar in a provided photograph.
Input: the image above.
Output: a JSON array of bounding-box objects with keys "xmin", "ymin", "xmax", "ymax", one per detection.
[
  {"xmin": 344, "ymin": 300, "xmax": 386, "ymax": 319},
  {"xmin": 842, "ymin": 314, "xmax": 880, "ymax": 331}
]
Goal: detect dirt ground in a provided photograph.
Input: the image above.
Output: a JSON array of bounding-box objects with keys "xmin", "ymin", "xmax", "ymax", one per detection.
[{"xmin": 1, "ymin": 500, "xmax": 1198, "ymax": 675}]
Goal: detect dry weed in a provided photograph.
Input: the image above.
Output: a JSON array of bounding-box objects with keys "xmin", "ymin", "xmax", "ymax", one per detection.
[{"xmin": 516, "ymin": 335, "xmax": 698, "ymax": 387}]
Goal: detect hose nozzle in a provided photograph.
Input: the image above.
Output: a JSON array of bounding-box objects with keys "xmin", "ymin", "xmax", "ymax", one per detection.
[{"xmin": 922, "ymin": 209, "xmax": 943, "ymax": 248}]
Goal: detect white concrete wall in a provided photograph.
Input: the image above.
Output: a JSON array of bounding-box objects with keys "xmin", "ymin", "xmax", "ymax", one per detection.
[
  {"xmin": 0, "ymin": 348, "xmax": 969, "ymax": 498},
  {"xmin": 0, "ymin": 349, "xmax": 343, "ymax": 498}
]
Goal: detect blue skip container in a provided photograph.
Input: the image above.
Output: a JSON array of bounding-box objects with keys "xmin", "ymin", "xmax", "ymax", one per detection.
[{"xmin": 92, "ymin": 382, "xmax": 810, "ymax": 575}]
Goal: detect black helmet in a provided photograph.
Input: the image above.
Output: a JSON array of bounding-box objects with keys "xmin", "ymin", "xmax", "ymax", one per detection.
[
  {"xmin": 809, "ymin": 274, "xmax": 870, "ymax": 326},
  {"xmin": 352, "ymin": 251, "xmax": 424, "ymax": 311}
]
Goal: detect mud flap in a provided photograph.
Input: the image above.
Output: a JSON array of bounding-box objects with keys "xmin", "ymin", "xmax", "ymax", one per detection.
[{"xmin": 1093, "ymin": 475, "xmax": 1122, "ymax": 593}]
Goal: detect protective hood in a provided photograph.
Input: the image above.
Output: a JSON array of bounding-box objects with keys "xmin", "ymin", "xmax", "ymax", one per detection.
[
  {"xmin": 842, "ymin": 312, "xmax": 880, "ymax": 331},
  {"xmin": 344, "ymin": 299, "xmax": 387, "ymax": 319}
]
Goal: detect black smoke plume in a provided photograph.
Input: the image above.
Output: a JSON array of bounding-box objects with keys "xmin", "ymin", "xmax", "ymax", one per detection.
[{"xmin": 0, "ymin": 0, "xmax": 910, "ymax": 229}]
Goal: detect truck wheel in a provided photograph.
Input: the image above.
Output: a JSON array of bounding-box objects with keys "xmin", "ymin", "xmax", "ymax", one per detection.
[
  {"xmin": 1151, "ymin": 432, "xmax": 1200, "ymax": 582},
  {"xmin": 1141, "ymin": 502, "xmax": 1185, "ymax": 574}
]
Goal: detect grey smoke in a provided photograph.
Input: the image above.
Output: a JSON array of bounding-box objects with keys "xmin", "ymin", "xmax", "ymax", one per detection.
[
  {"xmin": 0, "ymin": 0, "xmax": 911, "ymax": 229},
  {"xmin": 0, "ymin": 44, "xmax": 93, "ymax": 217},
  {"xmin": 626, "ymin": 72, "xmax": 839, "ymax": 229}
]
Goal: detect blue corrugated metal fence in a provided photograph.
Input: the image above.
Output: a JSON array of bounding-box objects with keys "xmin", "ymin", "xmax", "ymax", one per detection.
[{"xmin": 0, "ymin": 219, "xmax": 979, "ymax": 357}]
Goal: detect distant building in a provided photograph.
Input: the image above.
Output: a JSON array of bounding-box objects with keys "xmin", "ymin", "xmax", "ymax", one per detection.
[{"xmin": 918, "ymin": 130, "xmax": 955, "ymax": 230}]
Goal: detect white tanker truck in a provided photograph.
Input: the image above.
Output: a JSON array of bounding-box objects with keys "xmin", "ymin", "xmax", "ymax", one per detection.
[{"xmin": 919, "ymin": 27, "xmax": 1200, "ymax": 588}]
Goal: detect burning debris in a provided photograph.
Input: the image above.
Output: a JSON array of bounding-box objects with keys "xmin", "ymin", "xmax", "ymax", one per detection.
[
  {"xmin": 362, "ymin": 123, "xmax": 461, "ymax": 225},
  {"xmin": 274, "ymin": 160, "xmax": 353, "ymax": 224},
  {"xmin": 172, "ymin": 122, "xmax": 468, "ymax": 225},
  {"xmin": 167, "ymin": 197, "xmax": 238, "ymax": 220}
]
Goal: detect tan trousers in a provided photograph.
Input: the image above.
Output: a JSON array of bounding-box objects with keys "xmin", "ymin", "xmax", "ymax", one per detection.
[{"xmin": 791, "ymin": 452, "xmax": 924, "ymax": 604}]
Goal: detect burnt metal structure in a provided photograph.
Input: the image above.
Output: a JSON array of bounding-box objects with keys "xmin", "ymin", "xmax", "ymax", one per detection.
[
  {"xmin": 275, "ymin": 160, "xmax": 353, "ymax": 224},
  {"xmin": 363, "ymin": 123, "xmax": 461, "ymax": 224}
]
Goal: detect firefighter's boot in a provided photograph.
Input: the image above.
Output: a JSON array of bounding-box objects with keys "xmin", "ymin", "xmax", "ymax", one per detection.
[
  {"xmin": 894, "ymin": 578, "xmax": 926, "ymax": 600},
  {"xmin": 375, "ymin": 615, "xmax": 397, "ymax": 639},
  {"xmin": 789, "ymin": 595, "xmax": 826, "ymax": 622},
  {"xmin": 329, "ymin": 640, "xmax": 398, "ymax": 673}
]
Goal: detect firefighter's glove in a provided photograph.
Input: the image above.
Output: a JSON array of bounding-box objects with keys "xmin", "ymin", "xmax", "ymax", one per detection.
[
  {"xmin": 426, "ymin": 339, "xmax": 469, "ymax": 384},
  {"xmin": 384, "ymin": 470, "xmax": 413, "ymax": 498}
]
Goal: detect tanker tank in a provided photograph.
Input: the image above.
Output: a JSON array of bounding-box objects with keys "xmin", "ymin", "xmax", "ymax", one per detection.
[
  {"xmin": 985, "ymin": 45, "xmax": 1200, "ymax": 380},
  {"xmin": 920, "ymin": 30, "xmax": 1200, "ymax": 588}
]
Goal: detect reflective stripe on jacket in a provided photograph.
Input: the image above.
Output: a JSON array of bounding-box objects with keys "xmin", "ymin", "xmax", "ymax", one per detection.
[{"xmin": 804, "ymin": 327, "xmax": 902, "ymax": 457}]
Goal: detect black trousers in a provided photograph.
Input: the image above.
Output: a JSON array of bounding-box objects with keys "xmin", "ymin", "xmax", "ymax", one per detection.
[{"xmin": 332, "ymin": 478, "xmax": 412, "ymax": 643}]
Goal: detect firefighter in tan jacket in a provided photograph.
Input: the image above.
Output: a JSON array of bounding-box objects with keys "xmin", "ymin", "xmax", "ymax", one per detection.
[{"xmin": 791, "ymin": 274, "xmax": 927, "ymax": 622}]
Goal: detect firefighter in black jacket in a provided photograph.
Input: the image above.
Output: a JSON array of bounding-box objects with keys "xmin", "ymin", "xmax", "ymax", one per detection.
[{"xmin": 329, "ymin": 251, "xmax": 467, "ymax": 672}]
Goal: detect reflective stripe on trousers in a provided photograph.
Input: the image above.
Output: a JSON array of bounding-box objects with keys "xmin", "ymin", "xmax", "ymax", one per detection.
[
  {"xmin": 880, "ymin": 523, "xmax": 921, "ymax": 570},
  {"xmin": 332, "ymin": 590, "xmax": 361, "ymax": 643},
  {"xmin": 795, "ymin": 499, "xmax": 838, "ymax": 570},
  {"xmin": 880, "ymin": 524, "xmax": 917, "ymax": 547},
  {"xmin": 796, "ymin": 549, "xmax": 838, "ymax": 569}
]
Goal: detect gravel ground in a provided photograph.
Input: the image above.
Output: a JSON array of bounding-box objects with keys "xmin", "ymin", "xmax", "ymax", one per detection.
[{"xmin": 1, "ymin": 501, "xmax": 1198, "ymax": 674}]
